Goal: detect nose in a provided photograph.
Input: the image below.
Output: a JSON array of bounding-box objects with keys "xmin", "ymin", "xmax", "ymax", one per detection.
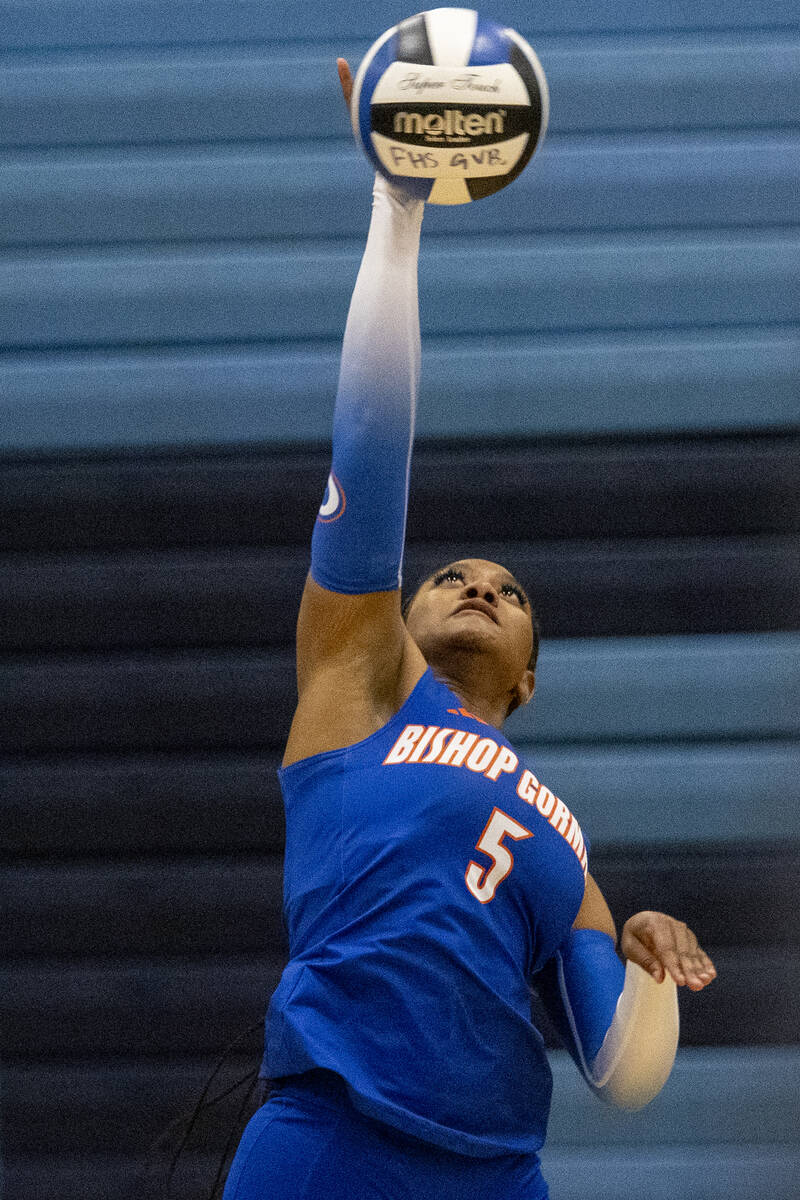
[{"xmin": 463, "ymin": 579, "xmax": 498, "ymax": 607}]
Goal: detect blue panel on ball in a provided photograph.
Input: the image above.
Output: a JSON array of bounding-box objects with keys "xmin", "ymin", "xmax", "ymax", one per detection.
[
  {"xmin": 468, "ymin": 15, "xmax": 509, "ymax": 66},
  {"xmin": 357, "ymin": 31, "xmax": 397, "ymax": 159},
  {"xmin": 358, "ymin": 29, "xmax": 435, "ymax": 200}
]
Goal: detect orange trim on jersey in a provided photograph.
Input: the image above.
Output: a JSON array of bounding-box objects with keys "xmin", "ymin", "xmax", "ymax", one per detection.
[{"xmin": 446, "ymin": 706, "xmax": 489, "ymax": 725}]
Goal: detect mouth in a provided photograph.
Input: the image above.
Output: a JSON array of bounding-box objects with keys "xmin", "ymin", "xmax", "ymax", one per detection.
[{"xmin": 453, "ymin": 600, "xmax": 499, "ymax": 625}]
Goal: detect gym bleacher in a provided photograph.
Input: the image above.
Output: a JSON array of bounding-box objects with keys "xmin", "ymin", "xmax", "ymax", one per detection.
[{"xmin": 1, "ymin": 1, "xmax": 798, "ymax": 1196}]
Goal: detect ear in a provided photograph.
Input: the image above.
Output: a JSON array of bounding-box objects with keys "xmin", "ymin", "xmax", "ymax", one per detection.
[
  {"xmin": 517, "ymin": 668, "xmax": 535, "ymax": 707},
  {"xmin": 506, "ymin": 669, "xmax": 535, "ymax": 718}
]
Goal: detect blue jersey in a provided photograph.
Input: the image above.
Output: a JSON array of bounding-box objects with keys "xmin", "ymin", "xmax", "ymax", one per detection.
[{"xmin": 262, "ymin": 666, "xmax": 587, "ymax": 1158}]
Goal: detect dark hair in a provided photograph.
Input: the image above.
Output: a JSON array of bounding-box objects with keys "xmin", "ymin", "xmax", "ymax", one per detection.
[
  {"xmin": 401, "ymin": 566, "xmax": 541, "ymax": 673},
  {"xmin": 528, "ymin": 605, "xmax": 541, "ymax": 673}
]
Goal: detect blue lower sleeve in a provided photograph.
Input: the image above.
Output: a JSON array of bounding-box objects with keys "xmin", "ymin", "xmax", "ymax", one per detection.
[
  {"xmin": 310, "ymin": 176, "xmax": 424, "ymax": 594},
  {"xmin": 535, "ymin": 928, "xmax": 625, "ymax": 1074}
]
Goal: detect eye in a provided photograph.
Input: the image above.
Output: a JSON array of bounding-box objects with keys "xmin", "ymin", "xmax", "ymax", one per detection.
[
  {"xmin": 500, "ymin": 583, "xmax": 527, "ymax": 606},
  {"xmin": 433, "ymin": 568, "xmax": 465, "ymax": 586}
]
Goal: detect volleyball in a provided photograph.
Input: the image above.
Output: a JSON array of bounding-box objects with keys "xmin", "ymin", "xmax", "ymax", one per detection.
[{"xmin": 350, "ymin": 7, "xmax": 549, "ymax": 205}]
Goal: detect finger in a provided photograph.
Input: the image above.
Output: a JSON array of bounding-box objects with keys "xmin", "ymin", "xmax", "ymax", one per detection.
[
  {"xmin": 659, "ymin": 935, "xmax": 717, "ymax": 990},
  {"xmin": 337, "ymin": 58, "xmax": 353, "ymax": 109},
  {"xmin": 669, "ymin": 925, "xmax": 717, "ymax": 989},
  {"xmin": 672, "ymin": 926, "xmax": 701, "ymax": 987},
  {"xmin": 673, "ymin": 922, "xmax": 698, "ymax": 955},
  {"xmin": 622, "ymin": 932, "xmax": 666, "ymax": 983},
  {"xmin": 647, "ymin": 959, "xmax": 666, "ymax": 984},
  {"xmin": 698, "ymin": 948, "xmax": 717, "ymax": 977},
  {"xmin": 644, "ymin": 921, "xmax": 695, "ymax": 987},
  {"xmin": 680, "ymin": 947, "xmax": 718, "ymax": 991},
  {"xmin": 654, "ymin": 945, "xmax": 687, "ymax": 987}
]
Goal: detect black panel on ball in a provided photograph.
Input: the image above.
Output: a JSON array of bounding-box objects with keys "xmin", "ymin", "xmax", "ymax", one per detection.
[
  {"xmin": 465, "ymin": 39, "xmax": 545, "ymax": 202},
  {"xmin": 396, "ymin": 12, "xmax": 435, "ymax": 64},
  {"xmin": 509, "ymin": 39, "xmax": 544, "ymax": 129}
]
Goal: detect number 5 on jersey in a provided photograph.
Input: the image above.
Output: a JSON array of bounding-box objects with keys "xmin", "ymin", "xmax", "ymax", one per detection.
[{"xmin": 465, "ymin": 807, "xmax": 533, "ymax": 903}]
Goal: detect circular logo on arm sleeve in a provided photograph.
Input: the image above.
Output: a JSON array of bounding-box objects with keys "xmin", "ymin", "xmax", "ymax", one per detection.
[{"xmin": 318, "ymin": 472, "xmax": 347, "ymax": 522}]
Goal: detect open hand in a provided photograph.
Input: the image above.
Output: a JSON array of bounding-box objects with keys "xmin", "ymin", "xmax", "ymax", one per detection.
[{"xmin": 621, "ymin": 911, "xmax": 717, "ymax": 991}]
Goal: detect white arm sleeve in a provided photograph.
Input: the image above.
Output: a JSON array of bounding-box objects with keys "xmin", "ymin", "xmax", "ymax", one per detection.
[{"xmin": 589, "ymin": 958, "xmax": 679, "ymax": 1110}]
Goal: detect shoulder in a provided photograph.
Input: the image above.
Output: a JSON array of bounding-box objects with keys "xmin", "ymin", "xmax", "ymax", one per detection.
[{"xmin": 283, "ymin": 575, "xmax": 428, "ymax": 766}]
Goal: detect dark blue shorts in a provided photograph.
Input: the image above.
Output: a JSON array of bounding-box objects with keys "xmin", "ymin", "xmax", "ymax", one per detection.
[{"xmin": 222, "ymin": 1070, "xmax": 549, "ymax": 1200}]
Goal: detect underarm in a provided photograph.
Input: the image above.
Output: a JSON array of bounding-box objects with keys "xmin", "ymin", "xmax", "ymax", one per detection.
[{"xmin": 573, "ymin": 873, "xmax": 617, "ymax": 942}]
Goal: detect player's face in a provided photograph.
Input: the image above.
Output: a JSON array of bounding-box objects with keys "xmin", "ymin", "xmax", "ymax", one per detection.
[{"xmin": 404, "ymin": 558, "xmax": 534, "ymax": 686}]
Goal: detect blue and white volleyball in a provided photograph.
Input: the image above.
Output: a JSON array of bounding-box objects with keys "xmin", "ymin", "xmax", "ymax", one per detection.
[{"xmin": 351, "ymin": 7, "xmax": 549, "ymax": 204}]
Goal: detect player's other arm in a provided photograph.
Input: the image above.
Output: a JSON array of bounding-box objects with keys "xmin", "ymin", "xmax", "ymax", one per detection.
[
  {"xmin": 283, "ymin": 62, "xmax": 427, "ymax": 766},
  {"xmin": 536, "ymin": 875, "xmax": 717, "ymax": 1109}
]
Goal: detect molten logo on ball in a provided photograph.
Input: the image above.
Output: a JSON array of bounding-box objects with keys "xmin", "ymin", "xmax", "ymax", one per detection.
[{"xmin": 392, "ymin": 108, "xmax": 506, "ymax": 140}]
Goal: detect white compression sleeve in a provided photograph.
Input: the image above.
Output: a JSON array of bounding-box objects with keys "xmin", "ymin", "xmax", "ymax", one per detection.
[
  {"xmin": 338, "ymin": 173, "xmax": 424, "ymax": 428},
  {"xmin": 310, "ymin": 173, "xmax": 425, "ymax": 593},
  {"xmin": 589, "ymin": 958, "xmax": 679, "ymax": 1110},
  {"xmin": 537, "ymin": 929, "xmax": 679, "ymax": 1111}
]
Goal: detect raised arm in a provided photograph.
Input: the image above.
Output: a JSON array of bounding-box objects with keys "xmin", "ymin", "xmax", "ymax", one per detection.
[{"xmin": 283, "ymin": 61, "xmax": 427, "ymax": 767}]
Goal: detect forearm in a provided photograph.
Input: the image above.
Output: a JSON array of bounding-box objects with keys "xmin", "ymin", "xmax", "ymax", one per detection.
[
  {"xmin": 310, "ymin": 175, "xmax": 425, "ymax": 594},
  {"xmin": 536, "ymin": 907, "xmax": 716, "ymax": 1109},
  {"xmin": 536, "ymin": 929, "xmax": 678, "ymax": 1110}
]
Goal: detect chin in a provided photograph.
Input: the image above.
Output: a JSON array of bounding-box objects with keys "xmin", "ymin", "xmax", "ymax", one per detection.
[{"xmin": 430, "ymin": 627, "xmax": 505, "ymax": 668}]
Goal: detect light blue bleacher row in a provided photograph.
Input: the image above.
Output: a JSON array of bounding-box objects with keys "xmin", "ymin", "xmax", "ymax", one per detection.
[
  {"xmin": 0, "ymin": 2, "xmax": 798, "ymax": 453},
  {"xmin": 2, "ymin": 630, "xmax": 797, "ymax": 846},
  {"xmin": 1, "ymin": 328, "xmax": 797, "ymax": 452},
  {"xmin": 505, "ymin": 630, "xmax": 800, "ymax": 844},
  {"xmin": 541, "ymin": 1047, "xmax": 800, "ymax": 1200},
  {"xmin": 1, "ymin": 0, "xmax": 799, "ymax": 48},
  {"xmin": 2, "ymin": 38, "xmax": 799, "ymax": 149}
]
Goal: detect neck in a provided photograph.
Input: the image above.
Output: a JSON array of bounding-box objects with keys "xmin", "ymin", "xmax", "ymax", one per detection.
[{"xmin": 429, "ymin": 655, "xmax": 514, "ymax": 729}]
